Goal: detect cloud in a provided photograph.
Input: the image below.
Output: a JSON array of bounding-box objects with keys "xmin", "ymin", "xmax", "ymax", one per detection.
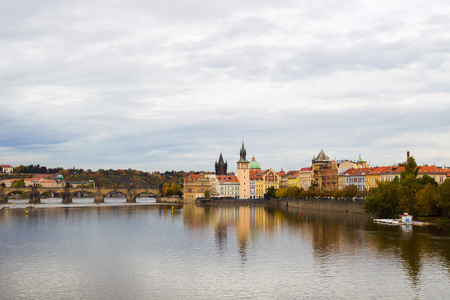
[{"xmin": 1, "ymin": 0, "xmax": 450, "ymax": 171}]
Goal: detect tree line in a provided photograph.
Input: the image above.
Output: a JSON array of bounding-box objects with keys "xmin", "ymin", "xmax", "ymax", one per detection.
[
  {"xmin": 5, "ymin": 165, "xmax": 196, "ymax": 196},
  {"xmin": 363, "ymin": 157, "xmax": 450, "ymax": 218}
]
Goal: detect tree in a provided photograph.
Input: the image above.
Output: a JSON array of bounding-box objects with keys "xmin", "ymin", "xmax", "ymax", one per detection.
[
  {"xmin": 284, "ymin": 186, "xmax": 303, "ymax": 198},
  {"xmin": 419, "ymin": 175, "xmax": 438, "ymax": 188},
  {"xmin": 265, "ymin": 186, "xmax": 276, "ymax": 199},
  {"xmin": 435, "ymin": 179, "xmax": 450, "ymax": 217},
  {"xmin": 343, "ymin": 185, "xmax": 358, "ymax": 199},
  {"xmin": 364, "ymin": 178, "xmax": 400, "ymax": 218},
  {"xmin": 204, "ymin": 189, "xmax": 210, "ymax": 198},
  {"xmin": 415, "ymin": 183, "xmax": 437, "ymax": 216},
  {"xmin": 170, "ymin": 182, "xmax": 181, "ymax": 195},
  {"xmin": 162, "ymin": 183, "xmax": 169, "ymax": 196},
  {"xmin": 399, "ymin": 157, "xmax": 421, "ymax": 217},
  {"xmin": 275, "ymin": 188, "xmax": 284, "ymax": 198},
  {"xmin": 12, "ymin": 179, "xmax": 26, "ymax": 188}
]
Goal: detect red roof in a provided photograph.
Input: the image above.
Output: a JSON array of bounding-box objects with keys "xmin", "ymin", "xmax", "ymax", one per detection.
[
  {"xmin": 341, "ymin": 167, "xmax": 374, "ymax": 176},
  {"xmin": 418, "ymin": 166, "xmax": 448, "ymax": 174},
  {"xmin": 184, "ymin": 174, "xmax": 201, "ymax": 182},
  {"xmin": 216, "ymin": 175, "xmax": 239, "ymax": 183},
  {"xmin": 366, "ymin": 166, "xmax": 392, "ymax": 175}
]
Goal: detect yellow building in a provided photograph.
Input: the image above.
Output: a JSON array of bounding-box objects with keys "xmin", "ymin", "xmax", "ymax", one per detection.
[
  {"xmin": 262, "ymin": 169, "xmax": 280, "ymax": 193},
  {"xmin": 288, "ymin": 173, "xmax": 299, "ymax": 187},
  {"xmin": 365, "ymin": 166, "xmax": 391, "ymax": 190},
  {"xmin": 255, "ymin": 177, "xmax": 265, "ymax": 199},
  {"xmin": 183, "ymin": 174, "xmax": 211, "ymax": 201}
]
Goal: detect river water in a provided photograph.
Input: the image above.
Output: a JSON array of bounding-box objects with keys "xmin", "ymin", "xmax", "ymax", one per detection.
[{"xmin": 0, "ymin": 199, "xmax": 449, "ymax": 299}]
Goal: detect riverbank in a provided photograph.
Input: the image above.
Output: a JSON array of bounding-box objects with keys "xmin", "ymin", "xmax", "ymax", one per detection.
[{"xmin": 196, "ymin": 198, "xmax": 369, "ymax": 214}]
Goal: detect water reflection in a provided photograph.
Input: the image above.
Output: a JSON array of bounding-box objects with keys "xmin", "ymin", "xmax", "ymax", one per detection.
[
  {"xmin": 1, "ymin": 204, "xmax": 449, "ymax": 299},
  {"xmin": 183, "ymin": 204, "xmax": 450, "ymax": 288}
]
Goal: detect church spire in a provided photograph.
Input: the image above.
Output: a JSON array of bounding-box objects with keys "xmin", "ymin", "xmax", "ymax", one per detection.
[{"xmin": 239, "ymin": 141, "xmax": 248, "ymax": 162}]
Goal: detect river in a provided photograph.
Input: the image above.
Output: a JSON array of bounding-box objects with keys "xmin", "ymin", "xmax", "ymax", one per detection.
[{"xmin": 0, "ymin": 199, "xmax": 449, "ymax": 299}]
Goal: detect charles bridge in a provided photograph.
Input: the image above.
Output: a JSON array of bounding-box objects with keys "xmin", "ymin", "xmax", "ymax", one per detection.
[{"xmin": 0, "ymin": 185, "xmax": 162, "ymax": 204}]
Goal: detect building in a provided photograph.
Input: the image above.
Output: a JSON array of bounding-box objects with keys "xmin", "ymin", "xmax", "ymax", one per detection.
[
  {"xmin": 341, "ymin": 167, "xmax": 374, "ymax": 191},
  {"xmin": 312, "ymin": 150, "xmax": 338, "ymax": 191},
  {"xmin": 248, "ymin": 155, "xmax": 262, "ymax": 199},
  {"xmin": 216, "ymin": 175, "xmax": 240, "ymax": 198},
  {"xmin": 338, "ymin": 160, "xmax": 357, "ymax": 175},
  {"xmin": 417, "ymin": 165, "xmax": 448, "ymax": 184},
  {"xmin": 183, "ymin": 174, "xmax": 212, "ymax": 201},
  {"xmin": 365, "ymin": 166, "xmax": 392, "ymax": 190},
  {"xmin": 0, "ymin": 164, "xmax": 14, "ymax": 173},
  {"xmin": 298, "ymin": 167, "xmax": 313, "ymax": 190},
  {"xmin": 215, "ymin": 152, "xmax": 228, "ymax": 175},
  {"xmin": 288, "ymin": 173, "xmax": 299, "ymax": 187},
  {"xmin": 262, "ymin": 168, "xmax": 280, "ymax": 194},
  {"xmin": 236, "ymin": 142, "xmax": 250, "ymax": 199},
  {"xmin": 279, "ymin": 170, "xmax": 297, "ymax": 188}
]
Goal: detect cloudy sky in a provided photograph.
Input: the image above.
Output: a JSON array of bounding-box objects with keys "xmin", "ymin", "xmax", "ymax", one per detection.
[{"xmin": 1, "ymin": 0, "xmax": 450, "ymax": 172}]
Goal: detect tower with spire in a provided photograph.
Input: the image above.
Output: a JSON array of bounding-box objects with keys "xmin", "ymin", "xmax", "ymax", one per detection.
[
  {"xmin": 236, "ymin": 141, "xmax": 250, "ymax": 199},
  {"xmin": 215, "ymin": 152, "xmax": 228, "ymax": 175}
]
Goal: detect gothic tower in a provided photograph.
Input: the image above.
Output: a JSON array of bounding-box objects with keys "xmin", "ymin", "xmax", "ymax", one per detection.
[
  {"xmin": 236, "ymin": 141, "xmax": 250, "ymax": 199},
  {"xmin": 215, "ymin": 152, "xmax": 228, "ymax": 175}
]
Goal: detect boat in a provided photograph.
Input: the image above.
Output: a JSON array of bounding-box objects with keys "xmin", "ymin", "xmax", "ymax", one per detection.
[{"xmin": 374, "ymin": 213, "xmax": 433, "ymax": 226}]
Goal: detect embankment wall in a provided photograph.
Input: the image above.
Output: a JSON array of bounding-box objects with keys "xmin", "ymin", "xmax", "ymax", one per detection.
[{"xmin": 192, "ymin": 198, "xmax": 368, "ymax": 214}]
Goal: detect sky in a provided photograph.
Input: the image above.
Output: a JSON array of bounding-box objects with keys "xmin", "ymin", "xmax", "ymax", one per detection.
[{"xmin": 1, "ymin": 0, "xmax": 450, "ymax": 172}]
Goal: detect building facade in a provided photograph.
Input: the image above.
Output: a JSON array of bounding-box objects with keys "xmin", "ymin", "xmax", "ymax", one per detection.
[
  {"xmin": 215, "ymin": 152, "xmax": 228, "ymax": 175},
  {"xmin": 236, "ymin": 142, "xmax": 250, "ymax": 199},
  {"xmin": 183, "ymin": 174, "xmax": 212, "ymax": 201}
]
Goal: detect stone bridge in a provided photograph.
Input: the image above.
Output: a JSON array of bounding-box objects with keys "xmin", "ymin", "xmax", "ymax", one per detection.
[{"xmin": 0, "ymin": 186, "xmax": 162, "ymax": 204}]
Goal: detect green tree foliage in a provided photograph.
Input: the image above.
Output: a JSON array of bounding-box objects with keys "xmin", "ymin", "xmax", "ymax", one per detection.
[
  {"xmin": 399, "ymin": 157, "xmax": 421, "ymax": 217},
  {"xmin": 435, "ymin": 179, "xmax": 450, "ymax": 217},
  {"xmin": 343, "ymin": 185, "xmax": 358, "ymax": 199},
  {"xmin": 419, "ymin": 175, "xmax": 438, "ymax": 187},
  {"xmin": 364, "ymin": 156, "xmax": 446, "ymax": 219},
  {"xmin": 12, "ymin": 179, "xmax": 26, "ymax": 188},
  {"xmin": 364, "ymin": 178, "xmax": 401, "ymax": 218},
  {"xmin": 204, "ymin": 189, "xmax": 210, "ymax": 198},
  {"xmin": 415, "ymin": 183, "xmax": 438, "ymax": 216},
  {"xmin": 265, "ymin": 186, "xmax": 276, "ymax": 199}
]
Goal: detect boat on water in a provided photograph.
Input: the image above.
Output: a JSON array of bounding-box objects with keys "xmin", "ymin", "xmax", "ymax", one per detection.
[{"xmin": 374, "ymin": 213, "xmax": 432, "ymax": 226}]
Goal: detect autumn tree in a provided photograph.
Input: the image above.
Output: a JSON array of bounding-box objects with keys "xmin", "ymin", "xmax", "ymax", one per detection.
[
  {"xmin": 12, "ymin": 179, "xmax": 26, "ymax": 188},
  {"xmin": 162, "ymin": 183, "xmax": 169, "ymax": 196},
  {"xmin": 364, "ymin": 178, "xmax": 401, "ymax": 218},
  {"xmin": 399, "ymin": 157, "xmax": 421, "ymax": 217},
  {"xmin": 343, "ymin": 185, "xmax": 358, "ymax": 199},
  {"xmin": 435, "ymin": 179, "xmax": 450, "ymax": 217},
  {"xmin": 415, "ymin": 183, "xmax": 437, "ymax": 216}
]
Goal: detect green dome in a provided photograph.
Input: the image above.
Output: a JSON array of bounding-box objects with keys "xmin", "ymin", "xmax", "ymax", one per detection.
[
  {"xmin": 357, "ymin": 155, "xmax": 363, "ymax": 163},
  {"xmin": 249, "ymin": 156, "xmax": 261, "ymax": 169},
  {"xmin": 56, "ymin": 174, "xmax": 64, "ymax": 181}
]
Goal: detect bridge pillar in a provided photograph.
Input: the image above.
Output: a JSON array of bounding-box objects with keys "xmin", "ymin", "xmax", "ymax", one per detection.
[
  {"xmin": 94, "ymin": 190, "xmax": 105, "ymax": 203},
  {"xmin": 126, "ymin": 188, "xmax": 137, "ymax": 203},
  {"xmin": 62, "ymin": 188, "xmax": 72, "ymax": 203},
  {"xmin": 29, "ymin": 186, "xmax": 41, "ymax": 204},
  {"xmin": 0, "ymin": 188, "xmax": 8, "ymax": 203}
]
